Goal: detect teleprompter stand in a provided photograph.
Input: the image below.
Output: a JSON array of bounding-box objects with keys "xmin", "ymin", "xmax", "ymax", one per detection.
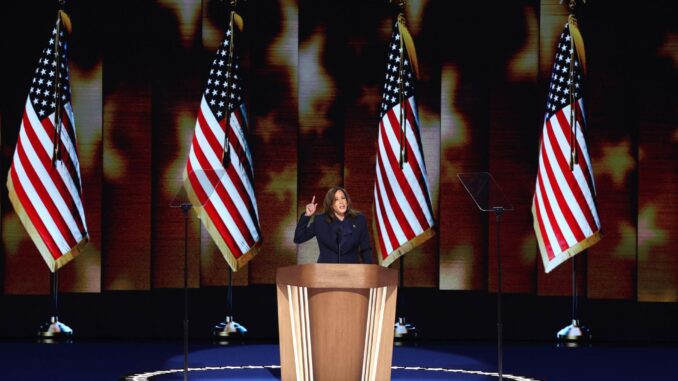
[
  {"xmin": 171, "ymin": 169, "xmax": 231, "ymax": 380},
  {"xmin": 458, "ymin": 172, "xmax": 513, "ymax": 381}
]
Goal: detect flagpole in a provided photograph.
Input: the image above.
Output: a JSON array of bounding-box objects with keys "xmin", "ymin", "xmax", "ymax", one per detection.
[
  {"xmin": 220, "ymin": 0, "xmax": 239, "ymax": 168},
  {"xmin": 38, "ymin": 270, "xmax": 73, "ymax": 341},
  {"xmin": 556, "ymin": 0, "xmax": 592, "ymax": 346},
  {"xmin": 38, "ymin": 0, "xmax": 73, "ymax": 342},
  {"xmin": 556, "ymin": 254, "xmax": 591, "ymax": 344},
  {"xmin": 394, "ymin": 256, "xmax": 417, "ymax": 339},
  {"xmin": 212, "ymin": 0, "xmax": 247, "ymax": 341},
  {"xmin": 390, "ymin": 0, "xmax": 418, "ymax": 341},
  {"xmin": 213, "ymin": 267, "xmax": 247, "ymax": 339},
  {"xmin": 52, "ymin": 6, "xmax": 64, "ymax": 165}
]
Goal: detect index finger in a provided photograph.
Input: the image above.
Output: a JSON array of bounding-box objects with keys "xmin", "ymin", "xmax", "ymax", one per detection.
[{"xmin": 311, "ymin": 195, "xmax": 316, "ymax": 204}]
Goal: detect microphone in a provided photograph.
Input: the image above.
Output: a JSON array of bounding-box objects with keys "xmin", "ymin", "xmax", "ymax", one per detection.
[{"xmin": 335, "ymin": 228, "xmax": 342, "ymax": 263}]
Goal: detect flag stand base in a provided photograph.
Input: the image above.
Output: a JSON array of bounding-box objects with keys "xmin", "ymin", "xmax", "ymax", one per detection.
[
  {"xmin": 556, "ymin": 319, "xmax": 591, "ymax": 347},
  {"xmin": 213, "ymin": 316, "xmax": 247, "ymax": 338},
  {"xmin": 38, "ymin": 316, "xmax": 73, "ymax": 341},
  {"xmin": 394, "ymin": 316, "xmax": 417, "ymax": 339}
]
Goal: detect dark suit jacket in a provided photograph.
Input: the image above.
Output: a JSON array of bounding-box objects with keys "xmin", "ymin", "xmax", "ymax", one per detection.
[{"xmin": 294, "ymin": 213, "xmax": 373, "ymax": 264}]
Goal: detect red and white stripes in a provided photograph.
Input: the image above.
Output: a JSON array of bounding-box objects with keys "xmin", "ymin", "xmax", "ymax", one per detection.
[
  {"xmin": 374, "ymin": 97, "xmax": 435, "ymax": 266},
  {"xmin": 184, "ymin": 97, "xmax": 261, "ymax": 271},
  {"xmin": 532, "ymin": 101, "xmax": 601, "ymax": 273},
  {"xmin": 7, "ymin": 100, "xmax": 89, "ymax": 271}
]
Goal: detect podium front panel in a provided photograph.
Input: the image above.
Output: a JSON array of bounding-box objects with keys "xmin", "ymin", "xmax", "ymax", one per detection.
[{"xmin": 276, "ymin": 264, "xmax": 397, "ymax": 381}]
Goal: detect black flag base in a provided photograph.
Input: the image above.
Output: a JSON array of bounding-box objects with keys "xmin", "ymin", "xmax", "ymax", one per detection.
[
  {"xmin": 38, "ymin": 316, "xmax": 73, "ymax": 342},
  {"xmin": 556, "ymin": 319, "xmax": 591, "ymax": 347},
  {"xmin": 394, "ymin": 316, "xmax": 417, "ymax": 340},
  {"xmin": 213, "ymin": 316, "xmax": 247, "ymax": 339}
]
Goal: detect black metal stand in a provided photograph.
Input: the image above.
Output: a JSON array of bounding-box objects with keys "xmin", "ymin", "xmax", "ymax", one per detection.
[
  {"xmin": 37, "ymin": 270, "xmax": 73, "ymax": 341},
  {"xmin": 394, "ymin": 256, "xmax": 416, "ymax": 338},
  {"xmin": 457, "ymin": 172, "xmax": 512, "ymax": 380},
  {"xmin": 213, "ymin": 267, "xmax": 247, "ymax": 339},
  {"xmin": 493, "ymin": 207, "xmax": 504, "ymax": 381},
  {"xmin": 181, "ymin": 204, "xmax": 191, "ymax": 381},
  {"xmin": 557, "ymin": 254, "xmax": 591, "ymax": 345}
]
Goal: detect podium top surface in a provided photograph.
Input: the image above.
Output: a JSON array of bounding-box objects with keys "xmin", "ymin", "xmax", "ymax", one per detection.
[{"xmin": 276, "ymin": 264, "xmax": 398, "ymax": 289}]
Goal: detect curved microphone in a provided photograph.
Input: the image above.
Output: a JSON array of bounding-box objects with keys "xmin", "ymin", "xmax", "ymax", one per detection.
[{"xmin": 335, "ymin": 228, "xmax": 342, "ymax": 263}]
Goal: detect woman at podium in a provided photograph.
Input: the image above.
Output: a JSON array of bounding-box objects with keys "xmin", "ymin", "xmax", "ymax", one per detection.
[{"xmin": 294, "ymin": 187, "xmax": 373, "ymax": 264}]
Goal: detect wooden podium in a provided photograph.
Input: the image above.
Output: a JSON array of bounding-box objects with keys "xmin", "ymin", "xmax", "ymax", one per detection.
[{"xmin": 276, "ymin": 264, "xmax": 398, "ymax": 381}]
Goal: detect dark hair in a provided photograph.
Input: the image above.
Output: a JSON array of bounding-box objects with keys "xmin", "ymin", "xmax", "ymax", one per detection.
[{"xmin": 322, "ymin": 186, "xmax": 359, "ymax": 223}]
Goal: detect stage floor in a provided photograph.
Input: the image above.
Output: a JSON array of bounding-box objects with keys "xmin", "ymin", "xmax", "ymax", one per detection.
[{"xmin": 1, "ymin": 340, "xmax": 676, "ymax": 380}]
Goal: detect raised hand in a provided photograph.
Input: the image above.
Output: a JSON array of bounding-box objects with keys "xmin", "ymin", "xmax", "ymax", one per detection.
[{"xmin": 305, "ymin": 195, "xmax": 318, "ymax": 216}]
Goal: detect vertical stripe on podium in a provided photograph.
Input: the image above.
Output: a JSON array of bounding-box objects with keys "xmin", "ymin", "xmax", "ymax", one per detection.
[
  {"xmin": 299, "ymin": 286, "xmax": 313, "ymax": 380},
  {"xmin": 287, "ymin": 285, "xmax": 313, "ymax": 381},
  {"xmin": 361, "ymin": 288, "xmax": 376, "ymax": 380},
  {"xmin": 372, "ymin": 288, "xmax": 387, "ymax": 380},
  {"xmin": 286, "ymin": 285, "xmax": 301, "ymax": 380},
  {"xmin": 361, "ymin": 286, "xmax": 388, "ymax": 381}
]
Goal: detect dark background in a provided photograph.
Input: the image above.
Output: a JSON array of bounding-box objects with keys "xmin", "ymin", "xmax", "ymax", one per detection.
[{"xmin": 1, "ymin": 0, "xmax": 676, "ymax": 342}]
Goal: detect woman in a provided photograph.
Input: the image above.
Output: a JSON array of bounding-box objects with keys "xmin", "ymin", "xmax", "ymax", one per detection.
[{"xmin": 294, "ymin": 187, "xmax": 373, "ymax": 264}]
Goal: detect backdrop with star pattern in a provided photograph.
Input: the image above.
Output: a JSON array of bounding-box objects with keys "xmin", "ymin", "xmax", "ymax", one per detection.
[{"xmin": 1, "ymin": 0, "xmax": 676, "ymax": 303}]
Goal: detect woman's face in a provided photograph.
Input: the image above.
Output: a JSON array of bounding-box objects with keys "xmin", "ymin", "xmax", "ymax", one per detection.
[{"xmin": 332, "ymin": 190, "xmax": 347, "ymax": 217}]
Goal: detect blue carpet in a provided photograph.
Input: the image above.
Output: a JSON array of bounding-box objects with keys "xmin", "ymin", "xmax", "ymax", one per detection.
[{"xmin": 1, "ymin": 340, "xmax": 677, "ymax": 380}]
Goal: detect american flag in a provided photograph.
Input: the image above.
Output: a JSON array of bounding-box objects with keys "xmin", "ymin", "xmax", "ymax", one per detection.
[
  {"xmin": 373, "ymin": 17, "xmax": 435, "ymax": 267},
  {"xmin": 532, "ymin": 20, "xmax": 602, "ymax": 273},
  {"xmin": 6, "ymin": 15, "xmax": 89, "ymax": 272},
  {"xmin": 183, "ymin": 16, "xmax": 262, "ymax": 271}
]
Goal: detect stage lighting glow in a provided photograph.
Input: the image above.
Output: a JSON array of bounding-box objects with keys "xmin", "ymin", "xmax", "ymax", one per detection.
[
  {"xmin": 299, "ymin": 32, "xmax": 335, "ymax": 136},
  {"xmin": 124, "ymin": 364, "xmax": 542, "ymax": 380}
]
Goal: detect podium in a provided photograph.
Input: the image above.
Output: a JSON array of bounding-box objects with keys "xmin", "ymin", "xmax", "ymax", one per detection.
[{"xmin": 276, "ymin": 264, "xmax": 398, "ymax": 381}]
